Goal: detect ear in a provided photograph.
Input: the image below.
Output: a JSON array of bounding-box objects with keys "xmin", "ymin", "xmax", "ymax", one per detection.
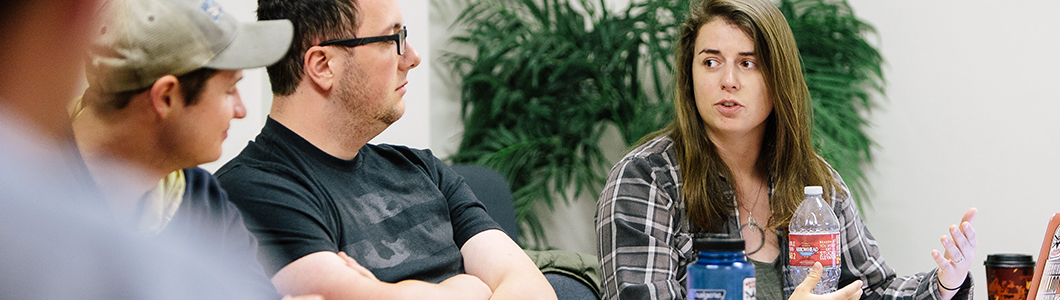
[
  {"xmin": 148, "ymin": 75, "xmax": 182, "ymax": 118},
  {"xmin": 303, "ymin": 46, "xmax": 339, "ymax": 92}
]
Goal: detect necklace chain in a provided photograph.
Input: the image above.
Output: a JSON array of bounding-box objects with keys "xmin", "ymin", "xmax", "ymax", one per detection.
[{"xmin": 740, "ymin": 182, "xmax": 767, "ymax": 227}]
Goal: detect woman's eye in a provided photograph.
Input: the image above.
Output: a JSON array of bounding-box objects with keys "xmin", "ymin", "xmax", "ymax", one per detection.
[
  {"xmin": 741, "ymin": 60, "xmax": 757, "ymax": 69},
  {"xmin": 703, "ymin": 59, "xmax": 719, "ymax": 68}
]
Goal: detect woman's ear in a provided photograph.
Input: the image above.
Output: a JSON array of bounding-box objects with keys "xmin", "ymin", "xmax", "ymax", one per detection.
[
  {"xmin": 304, "ymin": 46, "xmax": 337, "ymax": 92},
  {"xmin": 148, "ymin": 75, "xmax": 181, "ymax": 118}
]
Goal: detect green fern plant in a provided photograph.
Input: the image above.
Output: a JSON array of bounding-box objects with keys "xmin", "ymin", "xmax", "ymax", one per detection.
[
  {"xmin": 446, "ymin": 0, "xmax": 883, "ymax": 246},
  {"xmin": 780, "ymin": 0, "xmax": 884, "ymax": 208}
]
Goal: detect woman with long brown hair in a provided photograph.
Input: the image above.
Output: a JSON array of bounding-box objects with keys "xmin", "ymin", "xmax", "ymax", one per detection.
[{"xmin": 595, "ymin": 0, "xmax": 977, "ymax": 299}]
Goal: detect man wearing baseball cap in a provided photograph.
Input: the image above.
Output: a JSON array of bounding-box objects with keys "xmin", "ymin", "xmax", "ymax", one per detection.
[{"xmin": 71, "ymin": 0, "xmax": 309, "ymax": 298}]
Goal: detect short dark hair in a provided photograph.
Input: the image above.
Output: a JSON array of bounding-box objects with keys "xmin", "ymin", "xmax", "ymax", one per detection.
[
  {"xmin": 174, "ymin": 68, "xmax": 219, "ymax": 106},
  {"xmin": 258, "ymin": 0, "xmax": 360, "ymax": 96},
  {"xmin": 86, "ymin": 68, "xmax": 219, "ymax": 112}
]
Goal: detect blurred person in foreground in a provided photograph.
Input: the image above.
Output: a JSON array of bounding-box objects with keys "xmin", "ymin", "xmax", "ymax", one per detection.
[
  {"xmin": 71, "ymin": 0, "xmax": 321, "ymax": 299},
  {"xmin": 214, "ymin": 0, "xmax": 556, "ymax": 299},
  {"xmin": 594, "ymin": 0, "xmax": 977, "ymax": 300},
  {"xmin": 0, "ymin": 0, "xmax": 299, "ymax": 299}
]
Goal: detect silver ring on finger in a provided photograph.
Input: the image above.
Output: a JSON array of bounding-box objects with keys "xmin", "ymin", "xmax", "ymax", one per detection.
[{"xmin": 951, "ymin": 257, "xmax": 964, "ymax": 264}]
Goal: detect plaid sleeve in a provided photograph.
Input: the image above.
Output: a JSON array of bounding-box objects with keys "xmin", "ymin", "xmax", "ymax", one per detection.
[
  {"xmin": 830, "ymin": 170, "xmax": 974, "ymax": 300},
  {"xmin": 596, "ymin": 141, "xmax": 689, "ymax": 300}
]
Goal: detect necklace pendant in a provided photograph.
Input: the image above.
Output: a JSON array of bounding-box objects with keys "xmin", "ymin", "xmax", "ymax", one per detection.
[{"xmin": 747, "ymin": 214, "xmax": 758, "ymax": 226}]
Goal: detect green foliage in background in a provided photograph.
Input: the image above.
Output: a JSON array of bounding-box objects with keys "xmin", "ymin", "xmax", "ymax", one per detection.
[
  {"xmin": 780, "ymin": 0, "xmax": 884, "ymax": 210},
  {"xmin": 446, "ymin": 0, "xmax": 883, "ymax": 247}
]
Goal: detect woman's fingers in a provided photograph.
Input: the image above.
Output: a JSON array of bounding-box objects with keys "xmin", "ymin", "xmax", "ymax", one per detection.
[
  {"xmin": 948, "ymin": 209, "xmax": 979, "ymax": 266},
  {"xmin": 953, "ymin": 223, "xmax": 976, "ymax": 260},
  {"xmin": 960, "ymin": 208, "xmax": 978, "ymax": 225},
  {"xmin": 941, "ymin": 233, "xmax": 964, "ymax": 264},
  {"xmin": 931, "ymin": 249, "xmax": 952, "ymax": 270},
  {"xmin": 961, "ymin": 221, "xmax": 977, "ymax": 248},
  {"xmin": 958, "ymin": 208, "xmax": 978, "ymax": 249},
  {"xmin": 949, "ymin": 223, "xmax": 973, "ymax": 251},
  {"xmin": 943, "ymin": 208, "xmax": 979, "ymax": 266},
  {"xmin": 833, "ymin": 280, "xmax": 864, "ymax": 300}
]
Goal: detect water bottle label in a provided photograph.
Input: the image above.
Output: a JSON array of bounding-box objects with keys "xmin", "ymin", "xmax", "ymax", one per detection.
[
  {"xmin": 687, "ymin": 279, "xmax": 756, "ymax": 300},
  {"xmin": 688, "ymin": 289, "xmax": 726, "ymax": 300},
  {"xmin": 744, "ymin": 277, "xmax": 756, "ymax": 300},
  {"xmin": 788, "ymin": 233, "xmax": 840, "ymax": 267}
]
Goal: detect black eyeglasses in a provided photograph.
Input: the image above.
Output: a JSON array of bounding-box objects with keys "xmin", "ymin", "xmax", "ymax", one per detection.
[{"xmin": 319, "ymin": 26, "xmax": 407, "ymax": 55}]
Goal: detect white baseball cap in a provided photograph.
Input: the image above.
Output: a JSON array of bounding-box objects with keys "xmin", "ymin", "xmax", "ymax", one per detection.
[{"xmin": 86, "ymin": 0, "xmax": 294, "ymax": 93}]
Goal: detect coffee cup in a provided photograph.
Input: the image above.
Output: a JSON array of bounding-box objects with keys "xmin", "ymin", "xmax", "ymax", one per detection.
[{"xmin": 985, "ymin": 254, "xmax": 1036, "ymax": 300}]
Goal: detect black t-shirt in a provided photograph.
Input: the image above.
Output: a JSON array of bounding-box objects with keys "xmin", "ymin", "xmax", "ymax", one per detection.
[{"xmin": 216, "ymin": 118, "xmax": 501, "ymax": 283}]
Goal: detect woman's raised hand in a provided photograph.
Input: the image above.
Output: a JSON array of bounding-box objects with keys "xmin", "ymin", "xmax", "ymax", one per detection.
[{"xmin": 931, "ymin": 207, "xmax": 978, "ymax": 298}]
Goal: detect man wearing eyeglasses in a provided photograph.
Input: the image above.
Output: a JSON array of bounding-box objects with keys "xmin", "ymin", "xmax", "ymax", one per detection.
[{"xmin": 215, "ymin": 0, "xmax": 557, "ymax": 299}]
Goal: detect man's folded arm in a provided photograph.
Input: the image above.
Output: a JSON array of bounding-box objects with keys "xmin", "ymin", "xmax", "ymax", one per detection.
[
  {"xmin": 271, "ymin": 251, "xmax": 493, "ymax": 300},
  {"xmin": 461, "ymin": 229, "xmax": 558, "ymax": 300}
]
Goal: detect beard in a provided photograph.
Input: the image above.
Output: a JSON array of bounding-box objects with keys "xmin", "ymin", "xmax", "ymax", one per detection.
[
  {"xmin": 334, "ymin": 58, "xmax": 402, "ymax": 127},
  {"xmin": 327, "ymin": 56, "xmax": 404, "ymax": 151}
]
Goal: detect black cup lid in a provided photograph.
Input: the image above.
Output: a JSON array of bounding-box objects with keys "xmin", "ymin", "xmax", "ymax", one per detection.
[
  {"xmin": 984, "ymin": 253, "xmax": 1035, "ymax": 268},
  {"xmin": 693, "ymin": 234, "xmax": 744, "ymax": 252}
]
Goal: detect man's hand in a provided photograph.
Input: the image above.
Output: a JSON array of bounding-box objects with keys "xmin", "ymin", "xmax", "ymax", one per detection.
[
  {"xmin": 790, "ymin": 262, "xmax": 863, "ymax": 300},
  {"xmin": 931, "ymin": 207, "xmax": 977, "ymax": 300}
]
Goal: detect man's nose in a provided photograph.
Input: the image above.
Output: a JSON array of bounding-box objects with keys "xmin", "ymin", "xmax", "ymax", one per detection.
[
  {"xmin": 232, "ymin": 92, "xmax": 247, "ymax": 119},
  {"xmin": 401, "ymin": 41, "xmax": 422, "ymax": 71}
]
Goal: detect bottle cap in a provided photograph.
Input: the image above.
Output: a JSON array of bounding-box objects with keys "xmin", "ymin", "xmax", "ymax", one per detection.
[
  {"xmin": 804, "ymin": 186, "xmax": 823, "ymax": 195},
  {"xmin": 693, "ymin": 234, "xmax": 744, "ymax": 252}
]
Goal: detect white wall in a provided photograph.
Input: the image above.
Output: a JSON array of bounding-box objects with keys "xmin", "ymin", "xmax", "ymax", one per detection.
[
  {"xmin": 370, "ymin": 0, "xmax": 432, "ymax": 150},
  {"xmin": 210, "ymin": 1, "xmax": 1060, "ymax": 299},
  {"xmin": 846, "ymin": 1, "xmax": 1060, "ymax": 299}
]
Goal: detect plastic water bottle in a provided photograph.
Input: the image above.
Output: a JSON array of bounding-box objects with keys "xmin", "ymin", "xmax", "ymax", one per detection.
[
  {"xmin": 787, "ymin": 186, "xmax": 841, "ymax": 294},
  {"xmin": 687, "ymin": 234, "xmax": 756, "ymax": 300}
]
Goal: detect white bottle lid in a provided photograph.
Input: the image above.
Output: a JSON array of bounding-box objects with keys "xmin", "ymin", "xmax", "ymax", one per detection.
[{"xmin": 804, "ymin": 186, "xmax": 823, "ymax": 195}]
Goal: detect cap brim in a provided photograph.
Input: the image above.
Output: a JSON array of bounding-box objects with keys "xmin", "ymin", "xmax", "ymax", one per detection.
[{"xmin": 204, "ymin": 19, "xmax": 293, "ymax": 70}]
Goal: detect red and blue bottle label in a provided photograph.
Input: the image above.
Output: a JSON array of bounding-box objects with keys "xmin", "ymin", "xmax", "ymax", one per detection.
[{"xmin": 788, "ymin": 233, "xmax": 840, "ymax": 267}]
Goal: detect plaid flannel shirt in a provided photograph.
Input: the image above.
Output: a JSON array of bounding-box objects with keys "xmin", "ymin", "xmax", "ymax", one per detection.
[{"xmin": 595, "ymin": 135, "xmax": 972, "ymax": 300}]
